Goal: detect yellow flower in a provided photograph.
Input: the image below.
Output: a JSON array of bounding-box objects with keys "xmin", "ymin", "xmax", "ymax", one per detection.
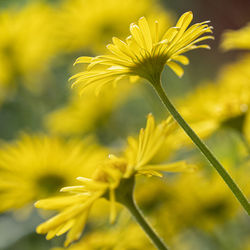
[
  {"xmin": 45, "ymin": 83, "xmax": 132, "ymax": 136},
  {"xmin": 70, "ymin": 11, "xmax": 213, "ymax": 94},
  {"xmin": 178, "ymin": 54, "xmax": 250, "ymax": 140},
  {"xmin": 35, "ymin": 114, "xmax": 194, "ymax": 246},
  {"xmin": 0, "ymin": 3, "xmax": 57, "ymax": 97},
  {"xmin": 135, "ymin": 169, "xmax": 243, "ymax": 240},
  {"xmin": 220, "ymin": 23, "xmax": 250, "ymax": 143},
  {"xmin": 221, "ymin": 23, "xmax": 250, "ymax": 51},
  {"xmin": 0, "ymin": 134, "xmax": 107, "ymax": 213},
  {"xmin": 158, "ymin": 173, "xmax": 239, "ymax": 233}
]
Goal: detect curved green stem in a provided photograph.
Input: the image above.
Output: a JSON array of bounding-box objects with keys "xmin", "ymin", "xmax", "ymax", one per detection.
[
  {"xmin": 116, "ymin": 177, "xmax": 168, "ymax": 250},
  {"xmin": 153, "ymin": 81, "xmax": 250, "ymax": 215},
  {"xmin": 124, "ymin": 192, "xmax": 168, "ymax": 250}
]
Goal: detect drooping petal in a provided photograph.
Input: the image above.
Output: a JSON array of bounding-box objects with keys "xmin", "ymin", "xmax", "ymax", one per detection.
[{"xmin": 166, "ymin": 61, "xmax": 184, "ymax": 78}]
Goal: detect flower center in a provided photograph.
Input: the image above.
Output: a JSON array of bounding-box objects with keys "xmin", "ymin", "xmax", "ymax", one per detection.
[
  {"xmin": 201, "ymin": 198, "xmax": 230, "ymax": 218},
  {"xmin": 130, "ymin": 54, "xmax": 167, "ymax": 84},
  {"xmin": 221, "ymin": 113, "xmax": 246, "ymax": 133},
  {"xmin": 37, "ymin": 174, "xmax": 66, "ymax": 198}
]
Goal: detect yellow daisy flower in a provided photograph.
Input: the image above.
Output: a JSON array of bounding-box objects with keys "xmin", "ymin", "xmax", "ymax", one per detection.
[
  {"xmin": 0, "ymin": 3, "xmax": 57, "ymax": 97},
  {"xmin": 157, "ymin": 173, "xmax": 239, "ymax": 234},
  {"xmin": 45, "ymin": 83, "xmax": 132, "ymax": 136},
  {"xmin": 35, "ymin": 114, "xmax": 195, "ymax": 246},
  {"xmin": 0, "ymin": 134, "xmax": 107, "ymax": 213},
  {"xmin": 178, "ymin": 54, "xmax": 250, "ymax": 141},
  {"xmin": 221, "ymin": 23, "xmax": 250, "ymax": 51},
  {"xmin": 220, "ymin": 23, "xmax": 250, "ymax": 143},
  {"xmin": 70, "ymin": 11, "xmax": 213, "ymax": 94}
]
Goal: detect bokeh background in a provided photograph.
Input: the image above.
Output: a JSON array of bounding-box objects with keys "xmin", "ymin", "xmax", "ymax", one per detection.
[{"xmin": 0, "ymin": 0, "xmax": 249, "ymax": 249}]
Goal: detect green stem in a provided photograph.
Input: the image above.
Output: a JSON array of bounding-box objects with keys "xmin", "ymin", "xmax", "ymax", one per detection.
[
  {"xmin": 116, "ymin": 177, "xmax": 168, "ymax": 250},
  {"xmin": 153, "ymin": 81, "xmax": 250, "ymax": 215},
  {"xmin": 124, "ymin": 193, "xmax": 168, "ymax": 250}
]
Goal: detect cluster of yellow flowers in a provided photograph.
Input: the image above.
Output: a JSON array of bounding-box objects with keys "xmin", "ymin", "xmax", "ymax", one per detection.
[{"xmin": 0, "ymin": 0, "xmax": 249, "ymax": 249}]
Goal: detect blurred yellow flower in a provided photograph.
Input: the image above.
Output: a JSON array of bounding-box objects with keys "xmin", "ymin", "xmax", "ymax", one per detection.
[
  {"xmin": 178, "ymin": 54, "xmax": 250, "ymax": 140},
  {"xmin": 0, "ymin": 134, "xmax": 107, "ymax": 213},
  {"xmin": 221, "ymin": 23, "xmax": 250, "ymax": 51},
  {"xmin": 71, "ymin": 11, "xmax": 213, "ymax": 94},
  {"xmin": 136, "ymin": 145, "xmax": 250, "ymax": 237},
  {"xmin": 160, "ymin": 173, "xmax": 239, "ymax": 232},
  {"xmin": 0, "ymin": 3, "xmax": 57, "ymax": 98},
  {"xmin": 220, "ymin": 23, "xmax": 250, "ymax": 144},
  {"xmin": 45, "ymin": 83, "xmax": 132, "ymax": 136},
  {"xmin": 57, "ymin": 0, "xmax": 173, "ymax": 53},
  {"xmin": 35, "ymin": 114, "xmax": 195, "ymax": 246},
  {"xmin": 135, "ymin": 173, "xmax": 240, "ymax": 239}
]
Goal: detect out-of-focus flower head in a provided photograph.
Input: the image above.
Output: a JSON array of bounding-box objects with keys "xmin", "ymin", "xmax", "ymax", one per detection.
[
  {"xmin": 0, "ymin": 134, "xmax": 107, "ymax": 213},
  {"xmin": 35, "ymin": 114, "xmax": 195, "ymax": 246},
  {"xmin": 160, "ymin": 173, "xmax": 239, "ymax": 232},
  {"xmin": 220, "ymin": 23, "xmax": 250, "ymax": 144},
  {"xmin": 178, "ymin": 54, "xmax": 250, "ymax": 141},
  {"xmin": 136, "ymin": 146, "xmax": 249, "ymax": 237},
  {"xmin": 45, "ymin": 83, "xmax": 132, "ymax": 136},
  {"xmin": 221, "ymin": 23, "xmax": 250, "ymax": 51},
  {"xmin": 56, "ymin": 0, "xmax": 173, "ymax": 53},
  {"xmin": 70, "ymin": 12, "xmax": 213, "ymax": 94},
  {"xmin": 0, "ymin": 3, "xmax": 57, "ymax": 102},
  {"xmin": 139, "ymin": 173, "xmax": 242, "ymax": 240}
]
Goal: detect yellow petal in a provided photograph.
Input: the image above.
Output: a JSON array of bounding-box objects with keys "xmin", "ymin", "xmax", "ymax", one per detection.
[
  {"xmin": 64, "ymin": 210, "xmax": 89, "ymax": 247},
  {"xmin": 55, "ymin": 219, "xmax": 75, "ymax": 236},
  {"xmin": 143, "ymin": 161, "xmax": 197, "ymax": 172},
  {"xmin": 34, "ymin": 196, "xmax": 85, "ymax": 210},
  {"xmin": 130, "ymin": 23, "xmax": 145, "ymax": 49},
  {"xmin": 60, "ymin": 186, "xmax": 89, "ymax": 194},
  {"xmin": 138, "ymin": 16, "xmax": 152, "ymax": 51},
  {"xmin": 167, "ymin": 61, "xmax": 184, "ymax": 78},
  {"xmin": 112, "ymin": 37, "xmax": 135, "ymax": 58},
  {"xmin": 129, "ymin": 75, "xmax": 140, "ymax": 83},
  {"xmin": 172, "ymin": 55, "xmax": 189, "ymax": 65},
  {"xmin": 73, "ymin": 56, "xmax": 93, "ymax": 66}
]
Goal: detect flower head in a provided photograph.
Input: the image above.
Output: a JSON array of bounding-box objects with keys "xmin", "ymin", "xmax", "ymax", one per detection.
[
  {"xmin": 221, "ymin": 23, "xmax": 250, "ymax": 51},
  {"xmin": 178, "ymin": 54, "xmax": 250, "ymax": 140},
  {"xmin": 45, "ymin": 83, "xmax": 132, "ymax": 136},
  {"xmin": 0, "ymin": 3, "xmax": 57, "ymax": 96},
  {"xmin": 71, "ymin": 11, "xmax": 213, "ymax": 94},
  {"xmin": 0, "ymin": 134, "xmax": 106, "ymax": 213},
  {"xmin": 35, "ymin": 114, "xmax": 195, "ymax": 246}
]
